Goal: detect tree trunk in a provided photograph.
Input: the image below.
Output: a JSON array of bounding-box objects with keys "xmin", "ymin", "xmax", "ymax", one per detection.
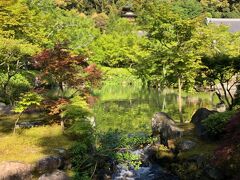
[
  {"xmin": 61, "ymin": 120, "xmax": 65, "ymax": 132},
  {"xmin": 162, "ymin": 96, "xmax": 166, "ymax": 111},
  {"xmin": 178, "ymin": 78, "xmax": 183, "ymax": 123},
  {"xmin": 220, "ymin": 82, "xmax": 231, "ymax": 109},
  {"xmin": 3, "ymin": 74, "xmax": 12, "ymax": 105},
  {"xmin": 226, "ymin": 82, "xmax": 234, "ymax": 110},
  {"xmin": 59, "ymin": 82, "xmax": 64, "ymax": 97},
  {"xmin": 215, "ymin": 91, "xmax": 224, "ymax": 103},
  {"xmin": 227, "ymin": 88, "xmax": 234, "ymax": 110},
  {"xmin": 101, "ymin": 0, "xmax": 104, "ymax": 12},
  {"xmin": 13, "ymin": 112, "xmax": 23, "ymax": 134}
]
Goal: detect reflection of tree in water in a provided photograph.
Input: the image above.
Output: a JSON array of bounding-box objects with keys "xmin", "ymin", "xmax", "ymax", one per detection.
[
  {"xmin": 94, "ymin": 101, "xmax": 152, "ymax": 133},
  {"xmin": 94, "ymin": 86, "xmax": 216, "ymax": 132}
]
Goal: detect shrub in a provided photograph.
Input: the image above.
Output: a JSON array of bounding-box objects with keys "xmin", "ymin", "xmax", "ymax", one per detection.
[
  {"xmin": 70, "ymin": 142, "xmax": 95, "ymax": 180},
  {"xmin": 213, "ymin": 111, "xmax": 240, "ymax": 179},
  {"xmin": 61, "ymin": 96, "xmax": 91, "ymax": 121},
  {"xmin": 60, "ymin": 96, "xmax": 94, "ymax": 139},
  {"xmin": 202, "ymin": 110, "xmax": 236, "ymax": 137},
  {"xmin": 100, "ymin": 67, "xmax": 141, "ymax": 86},
  {"xmin": 0, "ymin": 73, "xmax": 32, "ymax": 104},
  {"xmin": 97, "ymin": 130, "xmax": 152, "ymax": 151},
  {"xmin": 66, "ymin": 120, "xmax": 95, "ymax": 141},
  {"xmin": 96, "ymin": 130, "xmax": 153, "ymax": 172},
  {"xmin": 116, "ymin": 151, "xmax": 142, "ymax": 169}
]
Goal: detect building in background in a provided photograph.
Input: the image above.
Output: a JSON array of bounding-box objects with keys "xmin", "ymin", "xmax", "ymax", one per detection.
[
  {"xmin": 121, "ymin": 6, "xmax": 137, "ymax": 21},
  {"xmin": 206, "ymin": 18, "xmax": 240, "ymax": 32}
]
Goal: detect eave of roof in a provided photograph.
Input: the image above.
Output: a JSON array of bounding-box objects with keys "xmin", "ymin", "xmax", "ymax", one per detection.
[{"xmin": 206, "ymin": 18, "xmax": 240, "ymax": 33}]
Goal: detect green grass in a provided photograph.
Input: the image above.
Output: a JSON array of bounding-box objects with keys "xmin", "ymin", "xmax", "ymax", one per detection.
[
  {"xmin": 0, "ymin": 113, "xmax": 75, "ymax": 164},
  {"xmin": 0, "ymin": 125, "xmax": 75, "ymax": 163}
]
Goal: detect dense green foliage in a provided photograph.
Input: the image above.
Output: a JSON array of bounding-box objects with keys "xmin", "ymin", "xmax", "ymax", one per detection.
[
  {"xmin": 136, "ymin": 2, "xmax": 203, "ymax": 89},
  {"xmin": 100, "ymin": 67, "xmax": 141, "ymax": 86},
  {"xmin": 89, "ymin": 18, "xmax": 148, "ymax": 68},
  {"xmin": 0, "ymin": 38, "xmax": 39, "ymax": 104},
  {"xmin": 97, "ymin": 130, "xmax": 152, "ymax": 169},
  {"xmin": 60, "ymin": 96, "xmax": 94, "ymax": 138},
  {"xmin": 13, "ymin": 92, "xmax": 43, "ymax": 113},
  {"xmin": 172, "ymin": 0, "xmax": 203, "ymax": 19},
  {"xmin": 203, "ymin": 110, "xmax": 236, "ymax": 137}
]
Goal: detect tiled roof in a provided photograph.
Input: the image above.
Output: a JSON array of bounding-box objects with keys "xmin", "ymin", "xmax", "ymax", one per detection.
[{"xmin": 206, "ymin": 18, "xmax": 240, "ymax": 32}]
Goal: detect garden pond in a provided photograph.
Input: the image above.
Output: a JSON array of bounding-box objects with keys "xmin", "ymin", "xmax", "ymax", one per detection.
[
  {"xmin": 93, "ymin": 84, "xmax": 219, "ymax": 134},
  {"xmin": 93, "ymin": 84, "xmax": 220, "ymax": 179}
]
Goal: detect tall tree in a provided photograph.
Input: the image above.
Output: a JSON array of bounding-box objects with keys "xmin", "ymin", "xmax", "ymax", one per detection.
[
  {"xmin": 200, "ymin": 0, "xmax": 240, "ymax": 17},
  {"xmin": 172, "ymin": 0, "xmax": 203, "ymax": 19},
  {"xmin": 89, "ymin": 18, "xmax": 148, "ymax": 68},
  {"xmin": 196, "ymin": 24, "xmax": 240, "ymax": 109},
  {"xmin": 0, "ymin": 0, "xmax": 32, "ymax": 38},
  {"xmin": 137, "ymin": 2, "xmax": 203, "ymax": 122},
  {"xmin": 0, "ymin": 37, "xmax": 39, "ymax": 104}
]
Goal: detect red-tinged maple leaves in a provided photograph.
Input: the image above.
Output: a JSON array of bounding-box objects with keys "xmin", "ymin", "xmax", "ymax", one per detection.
[
  {"xmin": 32, "ymin": 43, "xmax": 101, "ymax": 92},
  {"xmin": 47, "ymin": 98, "xmax": 69, "ymax": 116},
  {"xmin": 41, "ymin": 98, "xmax": 70, "ymax": 123},
  {"xmin": 84, "ymin": 64, "xmax": 102, "ymax": 87},
  {"xmin": 32, "ymin": 43, "xmax": 102, "ymax": 119}
]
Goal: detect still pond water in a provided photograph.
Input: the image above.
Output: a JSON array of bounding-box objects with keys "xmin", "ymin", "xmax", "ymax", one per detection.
[{"xmin": 93, "ymin": 85, "xmax": 219, "ymax": 134}]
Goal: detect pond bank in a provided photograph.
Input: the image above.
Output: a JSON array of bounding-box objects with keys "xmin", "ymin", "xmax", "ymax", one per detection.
[
  {"xmin": 0, "ymin": 107, "xmax": 237, "ymax": 179},
  {"xmin": 106, "ymin": 121, "xmax": 219, "ymax": 180}
]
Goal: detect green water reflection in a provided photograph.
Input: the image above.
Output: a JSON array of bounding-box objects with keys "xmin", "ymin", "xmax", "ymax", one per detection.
[{"xmin": 94, "ymin": 85, "xmax": 219, "ymax": 133}]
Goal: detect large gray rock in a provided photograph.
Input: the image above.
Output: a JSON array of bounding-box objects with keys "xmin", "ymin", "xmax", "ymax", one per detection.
[
  {"xmin": 35, "ymin": 156, "xmax": 63, "ymax": 174},
  {"xmin": 0, "ymin": 161, "xmax": 34, "ymax": 180},
  {"xmin": 15, "ymin": 121, "xmax": 44, "ymax": 129},
  {"xmin": 53, "ymin": 148, "xmax": 67, "ymax": 156},
  {"xmin": 38, "ymin": 170, "xmax": 69, "ymax": 180},
  {"xmin": 191, "ymin": 108, "xmax": 217, "ymax": 138},
  {"xmin": 0, "ymin": 102, "xmax": 11, "ymax": 114},
  {"xmin": 177, "ymin": 140, "xmax": 196, "ymax": 151},
  {"xmin": 0, "ymin": 102, "xmax": 6, "ymax": 111},
  {"xmin": 151, "ymin": 112, "xmax": 183, "ymax": 146}
]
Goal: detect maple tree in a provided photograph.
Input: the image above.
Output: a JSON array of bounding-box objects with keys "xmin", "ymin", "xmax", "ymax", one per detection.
[
  {"xmin": 13, "ymin": 92, "xmax": 43, "ymax": 133},
  {"xmin": 33, "ymin": 43, "xmax": 101, "ymax": 95},
  {"xmin": 32, "ymin": 43, "xmax": 101, "ymax": 130}
]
